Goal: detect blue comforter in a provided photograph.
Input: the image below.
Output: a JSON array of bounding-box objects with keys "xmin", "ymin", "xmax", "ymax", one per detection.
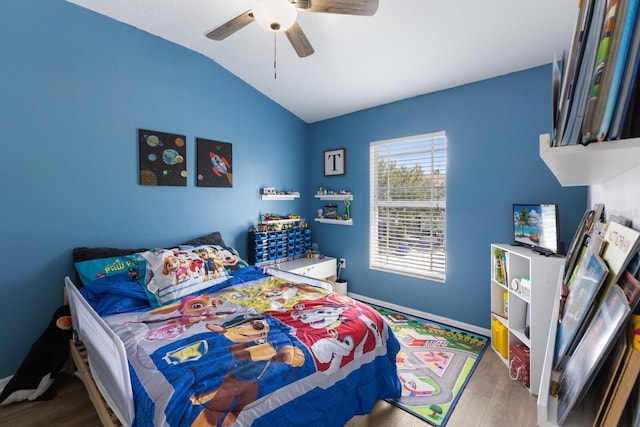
[{"xmin": 82, "ymin": 268, "xmax": 400, "ymax": 426}]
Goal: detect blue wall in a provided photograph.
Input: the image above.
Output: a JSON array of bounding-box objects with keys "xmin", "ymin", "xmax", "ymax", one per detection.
[
  {"xmin": 0, "ymin": 0, "xmax": 307, "ymax": 377},
  {"xmin": 0, "ymin": 0, "xmax": 586, "ymax": 377},
  {"xmin": 306, "ymin": 66, "xmax": 587, "ymax": 331}
]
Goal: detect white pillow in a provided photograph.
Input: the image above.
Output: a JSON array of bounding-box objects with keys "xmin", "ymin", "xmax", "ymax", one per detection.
[{"xmin": 140, "ymin": 248, "xmax": 229, "ymax": 307}]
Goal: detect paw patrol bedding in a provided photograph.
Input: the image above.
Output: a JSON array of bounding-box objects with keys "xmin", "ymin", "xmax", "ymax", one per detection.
[{"xmin": 85, "ymin": 268, "xmax": 400, "ymax": 426}]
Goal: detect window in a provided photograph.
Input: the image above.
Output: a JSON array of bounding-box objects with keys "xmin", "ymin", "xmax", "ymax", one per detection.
[{"xmin": 369, "ymin": 131, "xmax": 447, "ymax": 281}]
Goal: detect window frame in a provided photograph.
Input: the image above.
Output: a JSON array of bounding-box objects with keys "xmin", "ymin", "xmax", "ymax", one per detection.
[{"xmin": 369, "ymin": 131, "xmax": 447, "ymax": 281}]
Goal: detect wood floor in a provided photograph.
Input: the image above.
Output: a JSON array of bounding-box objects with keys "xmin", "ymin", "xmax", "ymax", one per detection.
[{"xmin": 0, "ymin": 349, "xmax": 537, "ymax": 427}]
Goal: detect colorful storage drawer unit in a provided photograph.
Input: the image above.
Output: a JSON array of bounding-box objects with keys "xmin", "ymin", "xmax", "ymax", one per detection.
[{"xmin": 249, "ymin": 225, "xmax": 311, "ymax": 266}]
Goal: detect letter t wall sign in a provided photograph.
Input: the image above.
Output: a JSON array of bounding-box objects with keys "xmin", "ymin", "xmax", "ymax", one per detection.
[{"xmin": 324, "ymin": 148, "xmax": 346, "ymax": 176}]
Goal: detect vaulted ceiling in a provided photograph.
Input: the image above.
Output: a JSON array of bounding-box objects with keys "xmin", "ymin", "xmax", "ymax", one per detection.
[{"xmin": 67, "ymin": 0, "xmax": 578, "ymax": 123}]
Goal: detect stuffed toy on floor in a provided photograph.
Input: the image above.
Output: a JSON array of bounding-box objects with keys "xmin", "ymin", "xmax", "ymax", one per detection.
[{"xmin": 0, "ymin": 305, "xmax": 73, "ymax": 405}]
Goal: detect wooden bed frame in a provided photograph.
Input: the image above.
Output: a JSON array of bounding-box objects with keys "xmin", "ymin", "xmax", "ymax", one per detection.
[
  {"xmin": 64, "ymin": 287, "xmax": 123, "ymax": 426},
  {"xmin": 69, "ymin": 340, "xmax": 123, "ymax": 427}
]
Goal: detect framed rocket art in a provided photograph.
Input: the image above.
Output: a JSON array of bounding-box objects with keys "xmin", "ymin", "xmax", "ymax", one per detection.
[{"xmin": 196, "ymin": 138, "xmax": 233, "ymax": 187}]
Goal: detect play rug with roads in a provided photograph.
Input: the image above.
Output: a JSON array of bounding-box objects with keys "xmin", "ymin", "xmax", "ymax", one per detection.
[{"xmin": 372, "ymin": 304, "xmax": 489, "ymax": 427}]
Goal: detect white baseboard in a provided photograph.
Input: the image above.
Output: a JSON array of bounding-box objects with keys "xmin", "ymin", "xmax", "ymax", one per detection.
[{"xmin": 349, "ymin": 292, "xmax": 491, "ymax": 337}]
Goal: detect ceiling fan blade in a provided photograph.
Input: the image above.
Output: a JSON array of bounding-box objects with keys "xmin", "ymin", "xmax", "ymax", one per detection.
[
  {"xmin": 285, "ymin": 21, "xmax": 314, "ymax": 57},
  {"xmin": 293, "ymin": 0, "xmax": 379, "ymax": 16},
  {"xmin": 205, "ymin": 10, "xmax": 255, "ymax": 40}
]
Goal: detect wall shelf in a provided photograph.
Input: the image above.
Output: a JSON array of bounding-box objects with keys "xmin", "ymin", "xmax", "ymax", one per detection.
[
  {"xmin": 315, "ymin": 194, "xmax": 352, "ymax": 201},
  {"xmin": 263, "ymin": 218, "xmax": 300, "ymax": 226},
  {"xmin": 314, "ymin": 218, "xmax": 353, "ymax": 226},
  {"xmin": 539, "ymin": 134, "xmax": 640, "ymax": 187},
  {"xmin": 261, "ymin": 192, "xmax": 300, "ymax": 200},
  {"xmin": 315, "ymin": 192, "xmax": 353, "ymax": 225}
]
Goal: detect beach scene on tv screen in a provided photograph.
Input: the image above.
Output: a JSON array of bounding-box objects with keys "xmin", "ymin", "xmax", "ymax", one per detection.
[{"xmin": 513, "ymin": 205, "xmax": 557, "ymax": 250}]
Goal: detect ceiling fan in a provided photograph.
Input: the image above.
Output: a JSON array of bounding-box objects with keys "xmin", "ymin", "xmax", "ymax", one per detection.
[{"xmin": 205, "ymin": 0, "xmax": 379, "ymax": 58}]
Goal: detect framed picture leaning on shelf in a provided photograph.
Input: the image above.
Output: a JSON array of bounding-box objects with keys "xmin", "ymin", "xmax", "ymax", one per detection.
[{"xmin": 554, "ymin": 250, "xmax": 609, "ymax": 370}]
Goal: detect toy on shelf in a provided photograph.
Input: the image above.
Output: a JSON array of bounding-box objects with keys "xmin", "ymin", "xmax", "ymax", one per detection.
[
  {"xmin": 314, "ymin": 187, "xmax": 353, "ymax": 225},
  {"xmin": 316, "ymin": 186, "xmax": 352, "ymax": 196},
  {"xmin": 261, "ymin": 187, "xmax": 299, "ymax": 200}
]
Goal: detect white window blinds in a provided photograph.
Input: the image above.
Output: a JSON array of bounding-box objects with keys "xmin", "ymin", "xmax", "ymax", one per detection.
[{"xmin": 369, "ymin": 131, "xmax": 447, "ymax": 281}]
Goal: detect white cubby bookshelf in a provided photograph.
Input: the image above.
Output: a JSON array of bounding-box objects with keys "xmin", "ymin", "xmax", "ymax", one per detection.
[{"xmin": 490, "ymin": 243, "xmax": 565, "ymax": 396}]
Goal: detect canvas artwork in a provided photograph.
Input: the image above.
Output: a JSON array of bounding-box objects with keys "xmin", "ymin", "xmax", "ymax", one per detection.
[
  {"xmin": 554, "ymin": 250, "xmax": 609, "ymax": 369},
  {"xmin": 557, "ymin": 285, "xmax": 631, "ymax": 424},
  {"xmin": 138, "ymin": 129, "xmax": 187, "ymax": 186},
  {"xmin": 196, "ymin": 138, "xmax": 233, "ymax": 187}
]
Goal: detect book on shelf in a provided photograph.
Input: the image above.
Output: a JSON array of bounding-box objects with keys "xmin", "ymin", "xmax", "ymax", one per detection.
[
  {"xmin": 553, "ymin": 51, "xmax": 563, "ymax": 137},
  {"xmin": 581, "ymin": 0, "xmax": 625, "ymax": 144},
  {"xmin": 591, "ymin": 0, "xmax": 640, "ymax": 142},
  {"xmin": 582, "ymin": 0, "xmax": 639, "ymax": 144},
  {"xmin": 563, "ymin": 204, "xmax": 605, "ymax": 285},
  {"xmin": 557, "ymin": 284, "xmax": 631, "ymax": 425},
  {"xmin": 560, "ymin": 216, "xmax": 607, "ymax": 320},
  {"xmin": 600, "ymin": 221, "xmax": 640, "ymax": 297},
  {"xmin": 608, "ymin": 214, "xmax": 633, "ymax": 226},
  {"xmin": 554, "ymin": 0, "xmax": 598, "ymax": 146},
  {"xmin": 609, "ymin": 3, "xmax": 640, "ymax": 139},
  {"xmin": 627, "ymin": 251, "xmax": 640, "ymax": 277},
  {"xmin": 619, "ymin": 270, "xmax": 640, "ymax": 311},
  {"xmin": 560, "ymin": 0, "xmax": 608, "ymax": 146},
  {"xmin": 493, "ymin": 248, "xmax": 507, "ymax": 285},
  {"xmin": 552, "ymin": 0, "xmax": 640, "ymax": 144}
]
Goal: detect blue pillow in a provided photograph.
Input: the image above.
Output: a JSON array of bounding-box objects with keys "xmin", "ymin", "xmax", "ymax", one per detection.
[{"xmin": 74, "ymin": 254, "xmax": 145, "ymax": 286}]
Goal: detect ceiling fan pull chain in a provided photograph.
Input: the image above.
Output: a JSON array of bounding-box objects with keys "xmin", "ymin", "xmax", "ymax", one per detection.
[{"xmin": 273, "ymin": 31, "xmax": 277, "ymax": 79}]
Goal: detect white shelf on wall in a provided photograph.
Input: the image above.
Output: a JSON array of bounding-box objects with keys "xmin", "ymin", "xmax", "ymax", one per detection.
[
  {"xmin": 314, "ymin": 218, "xmax": 353, "ymax": 225},
  {"xmin": 315, "ymin": 194, "xmax": 353, "ymax": 201},
  {"xmin": 263, "ymin": 218, "xmax": 300, "ymax": 226},
  {"xmin": 261, "ymin": 192, "xmax": 300, "ymax": 200},
  {"xmin": 539, "ymin": 134, "xmax": 640, "ymax": 187}
]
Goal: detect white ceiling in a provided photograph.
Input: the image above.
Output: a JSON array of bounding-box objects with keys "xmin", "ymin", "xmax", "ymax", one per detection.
[{"xmin": 66, "ymin": 0, "xmax": 578, "ymax": 123}]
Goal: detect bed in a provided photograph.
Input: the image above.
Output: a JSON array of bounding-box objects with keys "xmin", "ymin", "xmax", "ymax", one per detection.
[{"xmin": 65, "ymin": 233, "xmax": 401, "ymax": 427}]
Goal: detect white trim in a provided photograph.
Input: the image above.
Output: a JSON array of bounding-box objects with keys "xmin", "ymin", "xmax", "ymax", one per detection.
[{"xmin": 349, "ymin": 292, "xmax": 491, "ymax": 337}]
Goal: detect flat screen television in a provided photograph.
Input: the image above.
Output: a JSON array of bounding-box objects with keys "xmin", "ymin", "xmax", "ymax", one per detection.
[{"xmin": 513, "ymin": 203, "xmax": 561, "ymax": 255}]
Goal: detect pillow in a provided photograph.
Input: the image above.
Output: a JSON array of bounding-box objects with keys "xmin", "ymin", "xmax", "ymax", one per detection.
[
  {"xmin": 140, "ymin": 247, "xmax": 229, "ymax": 307},
  {"xmin": 179, "ymin": 244, "xmax": 249, "ymax": 275},
  {"xmin": 72, "ymin": 246, "xmax": 147, "ymax": 263},
  {"xmin": 74, "ymin": 254, "xmax": 146, "ymax": 286},
  {"xmin": 72, "ymin": 246, "xmax": 147, "ymax": 286},
  {"xmin": 212, "ymin": 246, "xmax": 249, "ymax": 274},
  {"xmin": 180, "ymin": 231, "xmax": 226, "ymax": 248}
]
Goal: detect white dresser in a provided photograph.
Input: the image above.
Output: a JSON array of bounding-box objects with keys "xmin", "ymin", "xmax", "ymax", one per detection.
[{"xmin": 277, "ymin": 256, "xmax": 337, "ymax": 281}]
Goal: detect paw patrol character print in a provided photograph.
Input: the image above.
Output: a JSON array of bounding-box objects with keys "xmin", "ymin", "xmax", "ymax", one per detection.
[
  {"xmin": 145, "ymin": 294, "xmax": 236, "ymax": 332},
  {"xmin": 146, "ymin": 323, "xmax": 185, "ymax": 341},
  {"xmin": 162, "ymin": 255, "xmax": 191, "ymax": 284},
  {"xmin": 291, "ymin": 304, "xmax": 347, "ymax": 329},
  {"xmin": 258, "ymin": 282, "xmax": 324, "ymax": 311},
  {"xmin": 190, "ymin": 315, "xmax": 305, "ymax": 427},
  {"xmin": 192, "ymin": 247, "xmax": 223, "ymax": 280}
]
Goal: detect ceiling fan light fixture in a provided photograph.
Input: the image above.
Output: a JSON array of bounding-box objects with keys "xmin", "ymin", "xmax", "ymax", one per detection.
[{"xmin": 253, "ymin": 0, "xmax": 297, "ymax": 32}]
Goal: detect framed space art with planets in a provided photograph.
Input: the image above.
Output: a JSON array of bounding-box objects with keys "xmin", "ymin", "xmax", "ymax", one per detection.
[
  {"xmin": 138, "ymin": 129, "xmax": 187, "ymax": 186},
  {"xmin": 196, "ymin": 138, "xmax": 233, "ymax": 187}
]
